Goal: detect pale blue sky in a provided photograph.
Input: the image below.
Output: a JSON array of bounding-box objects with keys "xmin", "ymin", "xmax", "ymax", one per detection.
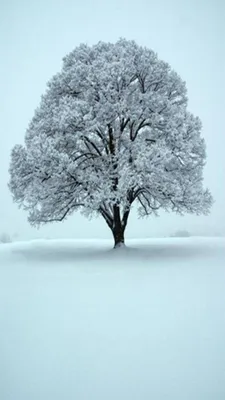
[{"xmin": 0, "ymin": 0, "xmax": 224, "ymax": 239}]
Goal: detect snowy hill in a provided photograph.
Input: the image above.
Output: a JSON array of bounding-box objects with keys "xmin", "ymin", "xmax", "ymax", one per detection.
[{"xmin": 0, "ymin": 237, "xmax": 225, "ymax": 400}]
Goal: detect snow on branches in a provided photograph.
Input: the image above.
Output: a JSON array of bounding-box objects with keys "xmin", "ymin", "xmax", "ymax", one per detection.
[{"xmin": 9, "ymin": 39, "xmax": 213, "ymax": 245}]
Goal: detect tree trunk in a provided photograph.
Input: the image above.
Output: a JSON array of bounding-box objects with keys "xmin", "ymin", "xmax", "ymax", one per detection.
[
  {"xmin": 112, "ymin": 224, "xmax": 125, "ymax": 248},
  {"xmin": 99, "ymin": 204, "xmax": 130, "ymax": 248}
]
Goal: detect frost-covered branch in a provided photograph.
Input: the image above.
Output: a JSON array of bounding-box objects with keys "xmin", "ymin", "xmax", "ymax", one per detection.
[{"xmin": 9, "ymin": 39, "xmax": 212, "ymax": 245}]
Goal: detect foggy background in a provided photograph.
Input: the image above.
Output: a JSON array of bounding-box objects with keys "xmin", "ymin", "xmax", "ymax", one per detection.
[{"xmin": 0, "ymin": 0, "xmax": 224, "ymax": 240}]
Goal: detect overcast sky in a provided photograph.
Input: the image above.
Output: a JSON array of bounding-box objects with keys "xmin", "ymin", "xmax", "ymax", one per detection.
[{"xmin": 0, "ymin": 0, "xmax": 224, "ymax": 240}]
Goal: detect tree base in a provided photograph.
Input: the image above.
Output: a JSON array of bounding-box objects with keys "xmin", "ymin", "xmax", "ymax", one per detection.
[{"xmin": 114, "ymin": 241, "xmax": 126, "ymax": 249}]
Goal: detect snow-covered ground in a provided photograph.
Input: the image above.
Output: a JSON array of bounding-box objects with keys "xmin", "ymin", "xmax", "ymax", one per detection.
[{"xmin": 0, "ymin": 237, "xmax": 225, "ymax": 400}]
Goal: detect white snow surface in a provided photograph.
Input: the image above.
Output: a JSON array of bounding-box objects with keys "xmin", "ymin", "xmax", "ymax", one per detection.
[{"xmin": 0, "ymin": 237, "xmax": 225, "ymax": 400}]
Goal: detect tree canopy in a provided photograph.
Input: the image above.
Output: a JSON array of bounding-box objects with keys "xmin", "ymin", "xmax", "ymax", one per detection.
[{"xmin": 9, "ymin": 39, "xmax": 213, "ymax": 247}]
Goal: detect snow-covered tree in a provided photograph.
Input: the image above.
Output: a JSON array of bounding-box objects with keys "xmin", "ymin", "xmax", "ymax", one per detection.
[
  {"xmin": 9, "ymin": 39, "xmax": 213, "ymax": 247},
  {"xmin": 0, "ymin": 233, "xmax": 11, "ymax": 244}
]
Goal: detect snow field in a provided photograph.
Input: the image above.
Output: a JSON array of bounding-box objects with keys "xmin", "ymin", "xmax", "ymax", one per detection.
[{"xmin": 0, "ymin": 237, "xmax": 225, "ymax": 400}]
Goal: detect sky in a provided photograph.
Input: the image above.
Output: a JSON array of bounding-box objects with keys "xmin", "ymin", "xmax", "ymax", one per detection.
[{"xmin": 0, "ymin": 0, "xmax": 224, "ymax": 240}]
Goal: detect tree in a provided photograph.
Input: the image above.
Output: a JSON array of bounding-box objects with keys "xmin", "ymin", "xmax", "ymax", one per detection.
[
  {"xmin": 9, "ymin": 39, "xmax": 213, "ymax": 248},
  {"xmin": 0, "ymin": 233, "xmax": 11, "ymax": 244},
  {"xmin": 171, "ymin": 230, "xmax": 191, "ymax": 238}
]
